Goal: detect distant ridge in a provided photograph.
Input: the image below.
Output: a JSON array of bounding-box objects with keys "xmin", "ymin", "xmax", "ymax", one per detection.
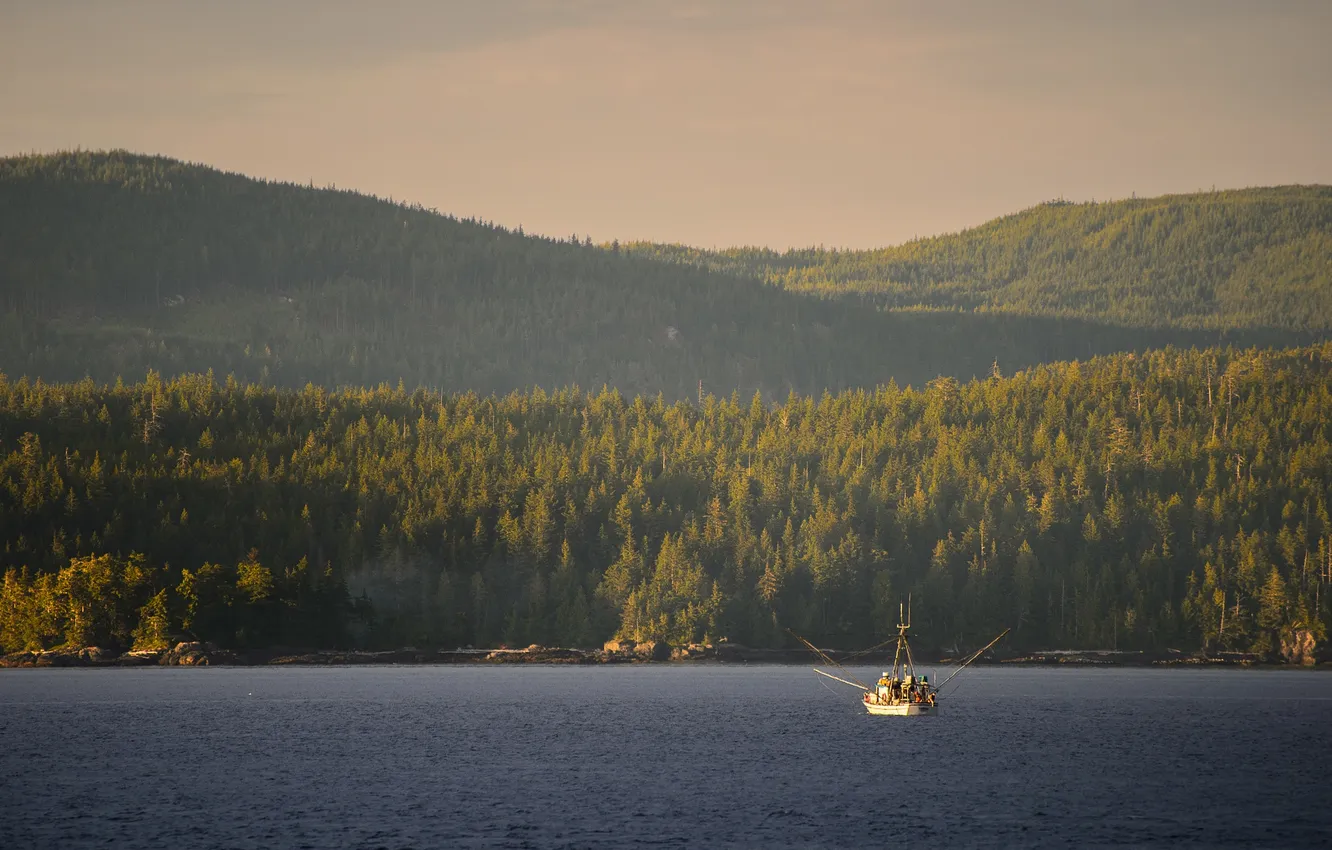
[
  {"xmin": 0, "ymin": 150, "xmax": 1320, "ymax": 396},
  {"xmin": 624, "ymin": 185, "xmax": 1332, "ymax": 332}
]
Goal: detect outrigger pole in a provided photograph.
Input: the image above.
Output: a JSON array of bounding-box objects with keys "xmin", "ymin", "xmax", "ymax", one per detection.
[
  {"xmin": 813, "ymin": 668, "xmax": 869, "ymax": 691},
  {"xmin": 787, "ymin": 628, "xmax": 870, "ymax": 690},
  {"xmin": 936, "ymin": 628, "xmax": 1010, "ymax": 691}
]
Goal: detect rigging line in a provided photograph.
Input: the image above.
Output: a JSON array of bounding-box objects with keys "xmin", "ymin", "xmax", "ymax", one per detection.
[
  {"xmin": 938, "ymin": 641, "xmax": 994, "ymax": 691},
  {"xmin": 839, "ymin": 635, "xmax": 900, "ymax": 663},
  {"xmin": 942, "ymin": 671, "xmax": 975, "ymax": 699},
  {"xmin": 904, "ymin": 636, "xmax": 918, "ymax": 674},
  {"xmin": 788, "ymin": 629, "xmax": 869, "ymax": 689},
  {"xmin": 938, "ymin": 640, "xmax": 979, "ymax": 677},
  {"xmin": 791, "ymin": 631, "xmax": 839, "ymax": 669},
  {"xmin": 940, "ymin": 659, "xmax": 987, "ymax": 698},
  {"xmin": 942, "ymin": 657, "xmax": 980, "ymax": 687},
  {"xmin": 816, "ymin": 674, "xmax": 847, "ymax": 702},
  {"xmin": 948, "ymin": 632, "xmax": 1000, "ymax": 672},
  {"xmin": 934, "ymin": 647, "xmax": 989, "ymax": 697},
  {"xmin": 815, "ymin": 670, "xmax": 864, "ymax": 702},
  {"xmin": 941, "ymin": 647, "xmax": 982, "ymax": 681},
  {"xmin": 936, "ymin": 628, "xmax": 1010, "ymax": 691}
]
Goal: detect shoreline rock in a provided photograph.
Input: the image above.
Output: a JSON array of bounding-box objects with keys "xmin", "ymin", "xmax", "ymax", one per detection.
[
  {"xmin": 159, "ymin": 641, "xmax": 242, "ymax": 667},
  {"xmin": 2, "ymin": 643, "xmax": 1327, "ymax": 669}
]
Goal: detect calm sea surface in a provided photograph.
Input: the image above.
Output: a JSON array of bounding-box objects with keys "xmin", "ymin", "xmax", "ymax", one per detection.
[{"xmin": 1, "ymin": 665, "xmax": 1329, "ymax": 848}]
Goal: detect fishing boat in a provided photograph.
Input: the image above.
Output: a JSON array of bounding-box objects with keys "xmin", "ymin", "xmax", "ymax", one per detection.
[
  {"xmin": 793, "ymin": 602, "xmax": 1008, "ymax": 717},
  {"xmin": 862, "ymin": 608, "xmax": 938, "ymax": 715}
]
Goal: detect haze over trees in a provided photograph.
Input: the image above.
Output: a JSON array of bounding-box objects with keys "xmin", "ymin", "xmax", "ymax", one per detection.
[
  {"xmin": 0, "ymin": 152, "xmax": 1314, "ymax": 399},
  {"xmin": 1, "ymin": 151, "xmax": 1329, "ymax": 660},
  {"xmin": 1, "ymin": 347, "xmax": 1328, "ymax": 657}
]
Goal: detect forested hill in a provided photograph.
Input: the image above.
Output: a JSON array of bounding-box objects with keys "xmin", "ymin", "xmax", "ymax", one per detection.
[
  {"xmin": 1, "ymin": 346, "xmax": 1329, "ymax": 659},
  {"xmin": 625, "ymin": 186, "xmax": 1332, "ymax": 331},
  {"xmin": 0, "ymin": 151, "xmax": 1311, "ymax": 398}
]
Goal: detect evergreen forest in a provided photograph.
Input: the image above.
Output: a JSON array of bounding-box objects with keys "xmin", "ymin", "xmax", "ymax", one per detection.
[
  {"xmin": 2, "ymin": 346, "xmax": 1329, "ymax": 658},
  {"xmin": 2, "ymin": 150, "xmax": 1330, "ymax": 661}
]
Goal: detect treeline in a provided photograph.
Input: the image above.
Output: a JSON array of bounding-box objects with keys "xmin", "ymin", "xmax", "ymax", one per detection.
[
  {"xmin": 2, "ymin": 346, "xmax": 1330, "ymax": 657},
  {"xmin": 0, "ymin": 151, "xmax": 1314, "ymax": 399},
  {"xmin": 1, "ymin": 552, "xmax": 356, "ymax": 654},
  {"xmin": 625, "ymin": 186, "xmax": 1332, "ymax": 332}
]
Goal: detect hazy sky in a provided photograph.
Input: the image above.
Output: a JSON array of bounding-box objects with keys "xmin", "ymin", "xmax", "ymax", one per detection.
[{"xmin": 3, "ymin": 1, "xmax": 1330, "ymax": 248}]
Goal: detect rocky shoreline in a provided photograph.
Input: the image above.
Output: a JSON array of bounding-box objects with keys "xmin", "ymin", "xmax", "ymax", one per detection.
[{"xmin": 2, "ymin": 638, "xmax": 1327, "ymax": 669}]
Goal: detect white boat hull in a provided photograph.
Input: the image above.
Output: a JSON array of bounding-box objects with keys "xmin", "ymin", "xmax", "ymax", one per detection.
[{"xmin": 864, "ymin": 701, "xmax": 938, "ymax": 716}]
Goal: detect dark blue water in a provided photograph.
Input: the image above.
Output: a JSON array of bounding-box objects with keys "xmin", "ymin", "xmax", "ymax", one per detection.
[{"xmin": 1, "ymin": 666, "xmax": 1329, "ymax": 848}]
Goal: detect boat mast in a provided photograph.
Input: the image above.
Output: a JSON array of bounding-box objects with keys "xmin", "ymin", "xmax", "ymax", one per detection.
[{"xmin": 891, "ymin": 596, "xmax": 915, "ymax": 681}]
